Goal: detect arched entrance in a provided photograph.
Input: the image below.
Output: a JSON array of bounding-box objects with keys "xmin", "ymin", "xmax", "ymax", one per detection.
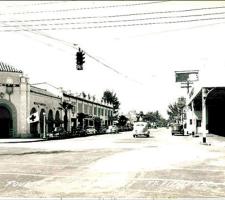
[
  {"xmin": 0, "ymin": 106, "xmax": 12, "ymax": 138},
  {"xmin": 48, "ymin": 110, "xmax": 54, "ymax": 133},
  {"xmin": 30, "ymin": 107, "xmax": 39, "ymax": 137},
  {"xmin": 55, "ymin": 110, "xmax": 61, "ymax": 127},
  {"xmin": 206, "ymin": 88, "xmax": 225, "ymax": 136},
  {"xmin": 40, "ymin": 109, "xmax": 46, "ymax": 134},
  {"xmin": 64, "ymin": 112, "xmax": 68, "ymax": 131}
]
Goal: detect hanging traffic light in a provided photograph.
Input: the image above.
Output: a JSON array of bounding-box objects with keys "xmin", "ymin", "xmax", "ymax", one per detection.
[{"xmin": 76, "ymin": 48, "xmax": 85, "ymax": 70}]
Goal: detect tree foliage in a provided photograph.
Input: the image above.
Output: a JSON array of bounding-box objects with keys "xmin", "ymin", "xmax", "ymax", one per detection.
[
  {"xmin": 102, "ymin": 90, "xmax": 120, "ymax": 119},
  {"xmin": 167, "ymin": 97, "xmax": 186, "ymax": 123},
  {"xmin": 143, "ymin": 111, "xmax": 167, "ymax": 127},
  {"xmin": 134, "ymin": 110, "xmax": 167, "ymax": 127},
  {"xmin": 118, "ymin": 115, "xmax": 128, "ymax": 126}
]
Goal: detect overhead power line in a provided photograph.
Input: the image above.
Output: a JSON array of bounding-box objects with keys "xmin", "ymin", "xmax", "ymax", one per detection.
[
  {"xmin": 4, "ymin": 1, "xmax": 68, "ymax": 8},
  {"xmin": 0, "ymin": 19, "xmax": 143, "ymax": 85},
  {"xmin": 1, "ymin": 16, "xmax": 225, "ymax": 32},
  {"xmin": 0, "ymin": 5, "xmax": 225, "ymax": 20},
  {"xmin": 0, "ymin": 1, "xmax": 168, "ymax": 16},
  {"xmin": 1, "ymin": 11, "xmax": 225, "ymax": 28}
]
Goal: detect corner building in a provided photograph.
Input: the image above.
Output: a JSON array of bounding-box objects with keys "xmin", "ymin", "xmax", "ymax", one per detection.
[{"xmin": 0, "ymin": 61, "xmax": 113, "ymax": 138}]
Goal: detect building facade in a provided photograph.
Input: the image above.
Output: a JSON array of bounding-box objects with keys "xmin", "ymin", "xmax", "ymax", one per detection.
[
  {"xmin": 0, "ymin": 61, "xmax": 113, "ymax": 138},
  {"xmin": 185, "ymin": 84, "xmax": 225, "ymax": 138}
]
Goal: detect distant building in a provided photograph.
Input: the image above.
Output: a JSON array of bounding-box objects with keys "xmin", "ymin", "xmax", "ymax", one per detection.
[
  {"xmin": 0, "ymin": 61, "xmax": 113, "ymax": 138},
  {"xmin": 126, "ymin": 110, "xmax": 137, "ymax": 123}
]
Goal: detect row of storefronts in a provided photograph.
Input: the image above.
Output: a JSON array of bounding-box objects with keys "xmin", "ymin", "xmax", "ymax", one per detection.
[{"xmin": 0, "ymin": 61, "xmax": 113, "ymax": 138}]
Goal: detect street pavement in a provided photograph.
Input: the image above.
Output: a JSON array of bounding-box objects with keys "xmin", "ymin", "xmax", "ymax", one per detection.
[{"xmin": 0, "ymin": 128, "xmax": 225, "ymax": 198}]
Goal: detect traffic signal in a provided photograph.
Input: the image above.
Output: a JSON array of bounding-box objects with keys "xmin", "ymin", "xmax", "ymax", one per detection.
[{"xmin": 76, "ymin": 49, "xmax": 85, "ymax": 70}]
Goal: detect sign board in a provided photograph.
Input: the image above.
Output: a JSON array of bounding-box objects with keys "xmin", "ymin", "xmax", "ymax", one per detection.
[{"xmin": 175, "ymin": 70, "xmax": 199, "ymax": 82}]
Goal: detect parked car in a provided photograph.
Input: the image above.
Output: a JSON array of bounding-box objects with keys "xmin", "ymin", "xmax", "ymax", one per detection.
[
  {"xmin": 106, "ymin": 125, "xmax": 119, "ymax": 134},
  {"xmin": 47, "ymin": 127, "xmax": 67, "ymax": 139},
  {"xmin": 75, "ymin": 126, "xmax": 87, "ymax": 137},
  {"xmin": 117, "ymin": 126, "xmax": 124, "ymax": 132},
  {"xmin": 133, "ymin": 122, "xmax": 150, "ymax": 138},
  {"xmin": 171, "ymin": 123, "xmax": 184, "ymax": 136},
  {"xmin": 85, "ymin": 126, "xmax": 96, "ymax": 135},
  {"xmin": 98, "ymin": 126, "xmax": 107, "ymax": 134}
]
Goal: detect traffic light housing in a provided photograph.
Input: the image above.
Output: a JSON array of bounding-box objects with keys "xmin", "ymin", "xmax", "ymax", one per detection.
[{"xmin": 76, "ymin": 49, "xmax": 85, "ymax": 70}]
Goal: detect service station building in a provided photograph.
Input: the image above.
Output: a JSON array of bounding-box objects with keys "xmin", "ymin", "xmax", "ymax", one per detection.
[{"xmin": 186, "ymin": 85, "xmax": 225, "ymax": 138}]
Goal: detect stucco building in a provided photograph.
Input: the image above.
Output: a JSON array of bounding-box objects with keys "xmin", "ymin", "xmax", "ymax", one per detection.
[
  {"xmin": 0, "ymin": 61, "xmax": 113, "ymax": 138},
  {"xmin": 185, "ymin": 84, "xmax": 225, "ymax": 142}
]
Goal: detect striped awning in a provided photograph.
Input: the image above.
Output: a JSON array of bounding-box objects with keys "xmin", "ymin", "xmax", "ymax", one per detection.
[{"xmin": 0, "ymin": 61, "xmax": 23, "ymax": 73}]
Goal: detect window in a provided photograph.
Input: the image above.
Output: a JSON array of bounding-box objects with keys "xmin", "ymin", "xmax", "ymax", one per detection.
[
  {"xmin": 197, "ymin": 120, "xmax": 201, "ymax": 127},
  {"xmin": 78, "ymin": 103, "xmax": 82, "ymax": 113},
  {"xmin": 89, "ymin": 105, "xmax": 93, "ymax": 115},
  {"xmin": 190, "ymin": 119, "xmax": 192, "ymax": 125},
  {"xmin": 84, "ymin": 104, "xmax": 88, "ymax": 114},
  {"xmin": 98, "ymin": 108, "xmax": 101, "ymax": 116}
]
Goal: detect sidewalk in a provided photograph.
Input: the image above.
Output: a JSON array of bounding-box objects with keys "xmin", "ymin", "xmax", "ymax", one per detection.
[
  {"xmin": 195, "ymin": 133, "xmax": 225, "ymax": 147},
  {"xmin": 0, "ymin": 138, "xmax": 46, "ymax": 143}
]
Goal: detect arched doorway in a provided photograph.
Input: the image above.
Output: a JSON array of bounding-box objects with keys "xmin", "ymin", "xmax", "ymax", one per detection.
[
  {"xmin": 0, "ymin": 106, "xmax": 12, "ymax": 138},
  {"xmin": 55, "ymin": 110, "xmax": 61, "ymax": 127},
  {"xmin": 64, "ymin": 112, "xmax": 68, "ymax": 131},
  {"xmin": 48, "ymin": 110, "xmax": 54, "ymax": 133},
  {"xmin": 206, "ymin": 88, "xmax": 225, "ymax": 136},
  {"xmin": 30, "ymin": 107, "xmax": 39, "ymax": 137},
  {"xmin": 40, "ymin": 109, "xmax": 46, "ymax": 134}
]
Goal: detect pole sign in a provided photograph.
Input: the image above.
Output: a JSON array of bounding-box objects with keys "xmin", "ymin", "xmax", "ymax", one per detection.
[{"xmin": 175, "ymin": 70, "xmax": 199, "ymax": 82}]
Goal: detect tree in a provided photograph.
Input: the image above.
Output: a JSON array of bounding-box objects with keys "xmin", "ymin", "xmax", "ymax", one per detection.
[
  {"xmin": 94, "ymin": 117, "xmax": 101, "ymax": 132},
  {"xmin": 118, "ymin": 115, "xmax": 128, "ymax": 126},
  {"xmin": 144, "ymin": 111, "xmax": 156, "ymax": 122},
  {"xmin": 59, "ymin": 101, "xmax": 74, "ymax": 131},
  {"xmin": 102, "ymin": 90, "xmax": 120, "ymax": 120},
  {"xmin": 136, "ymin": 111, "xmax": 144, "ymax": 122},
  {"xmin": 77, "ymin": 112, "xmax": 91, "ymax": 128},
  {"xmin": 167, "ymin": 97, "xmax": 186, "ymax": 123},
  {"xmin": 142, "ymin": 110, "xmax": 168, "ymax": 127}
]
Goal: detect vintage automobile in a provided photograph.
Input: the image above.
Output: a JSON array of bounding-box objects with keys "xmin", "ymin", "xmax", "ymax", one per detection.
[
  {"xmin": 106, "ymin": 125, "xmax": 119, "ymax": 134},
  {"xmin": 97, "ymin": 125, "xmax": 107, "ymax": 134},
  {"xmin": 85, "ymin": 126, "xmax": 96, "ymax": 135},
  {"xmin": 171, "ymin": 123, "xmax": 184, "ymax": 136},
  {"xmin": 133, "ymin": 122, "xmax": 150, "ymax": 138},
  {"xmin": 75, "ymin": 126, "xmax": 87, "ymax": 137},
  {"xmin": 47, "ymin": 127, "xmax": 67, "ymax": 139}
]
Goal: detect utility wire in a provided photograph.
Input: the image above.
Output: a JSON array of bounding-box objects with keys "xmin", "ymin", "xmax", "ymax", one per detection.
[
  {"xmin": 1, "ymin": 11, "xmax": 225, "ymax": 28},
  {"xmin": 0, "ymin": 19, "xmax": 143, "ymax": 85},
  {"xmin": 0, "ymin": 1, "xmax": 168, "ymax": 16},
  {"xmin": 125, "ymin": 20, "xmax": 225, "ymax": 39},
  {"xmin": 1, "ymin": 16, "xmax": 225, "ymax": 32},
  {"xmin": 84, "ymin": 51, "xmax": 143, "ymax": 85},
  {"xmin": 4, "ymin": 1, "xmax": 68, "ymax": 8},
  {"xmin": 0, "ymin": 5, "xmax": 224, "ymax": 24}
]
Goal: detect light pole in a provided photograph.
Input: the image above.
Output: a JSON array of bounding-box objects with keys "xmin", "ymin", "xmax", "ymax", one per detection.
[{"xmin": 43, "ymin": 112, "xmax": 46, "ymax": 139}]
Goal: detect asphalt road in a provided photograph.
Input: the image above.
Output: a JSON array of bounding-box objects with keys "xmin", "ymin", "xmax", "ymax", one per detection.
[{"xmin": 0, "ymin": 128, "xmax": 225, "ymax": 198}]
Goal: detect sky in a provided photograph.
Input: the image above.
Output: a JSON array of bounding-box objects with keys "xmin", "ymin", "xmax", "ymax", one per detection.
[{"xmin": 0, "ymin": 1, "xmax": 225, "ymax": 118}]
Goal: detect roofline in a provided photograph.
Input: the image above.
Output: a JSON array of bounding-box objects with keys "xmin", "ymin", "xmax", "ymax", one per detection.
[
  {"xmin": 63, "ymin": 93, "xmax": 113, "ymax": 109},
  {"xmin": 0, "ymin": 61, "xmax": 23, "ymax": 73},
  {"xmin": 187, "ymin": 86, "xmax": 225, "ymax": 105}
]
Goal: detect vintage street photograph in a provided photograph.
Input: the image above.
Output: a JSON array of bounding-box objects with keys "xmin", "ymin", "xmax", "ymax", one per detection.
[{"xmin": 0, "ymin": 1, "xmax": 225, "ymax": 199}]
